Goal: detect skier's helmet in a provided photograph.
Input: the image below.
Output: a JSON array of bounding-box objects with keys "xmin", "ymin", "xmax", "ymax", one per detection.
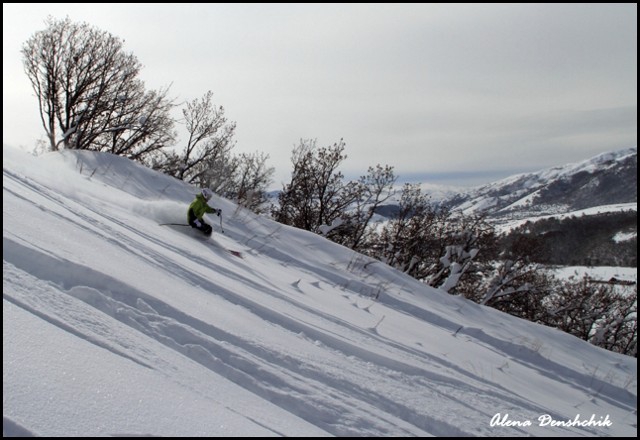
[{"xmin": 201, "ymin": 188, "xmax": 213, "ymax": 201}]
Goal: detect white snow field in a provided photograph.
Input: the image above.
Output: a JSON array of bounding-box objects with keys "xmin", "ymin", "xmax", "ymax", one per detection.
[{"xmin": 3, "ymin": 146, "xmax": 636, "ymax": 437}]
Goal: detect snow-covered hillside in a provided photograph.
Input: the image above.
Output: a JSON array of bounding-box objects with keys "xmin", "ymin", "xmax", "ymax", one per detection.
[
  {"xmin": 447, "ymin": 146, "xmax": 637, "ymax": 221},
  {"xmin": 3, "ymin": 146, "xmax": 637, "ymax": 437}
]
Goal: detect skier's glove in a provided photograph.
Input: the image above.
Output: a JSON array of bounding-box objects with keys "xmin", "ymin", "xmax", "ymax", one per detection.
[{"xmin": 216, "ymin": 209, "xmax": 222, "ymax": 217}]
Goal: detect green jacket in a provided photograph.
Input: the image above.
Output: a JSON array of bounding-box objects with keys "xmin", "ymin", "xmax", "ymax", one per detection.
[{"xmin": 188, "ymin": 194, "xmax": 216, "ymax": 222}]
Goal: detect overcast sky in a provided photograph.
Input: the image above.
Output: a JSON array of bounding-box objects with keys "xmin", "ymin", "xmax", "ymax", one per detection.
[{"xmin": 3, "ymin": 3, "xmax": 637, "ymax": 187}]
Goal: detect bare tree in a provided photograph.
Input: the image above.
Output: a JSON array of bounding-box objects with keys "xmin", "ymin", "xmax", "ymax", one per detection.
[
  {"xmin": 274, "ymin": 138, "xmax": 356, "ymax": 232},
  {"xmin": 22, "ymin": 16, "xmax": 175, "ymax": 159},
  {"xmin": 153, "ymin": 90, "xmax": 270, "ymax": 213},
  {"xmin": 369, "ymin": 184, "xmax": 446, "ymax": 277},
  {"xmin": 544, "ymin": 278, "xmax": 637, "ymax": 356},
  {"xmin": 98, "ymin": 86, "xmax": 176, "ymax": 161},
  {"xmin": 173, "ymin": 90, "xmax": 236, "ymax": 184},
  {"xmin": 273, "ymin": 139, "xmax": 317, "ymax": 230},
  {"xmin": 231, "ymin": 151, "xmax": 275, "ymax": 213},
  {"xmin": 332, "ymin": 165, "xmax": 397, "ymax": 250}
]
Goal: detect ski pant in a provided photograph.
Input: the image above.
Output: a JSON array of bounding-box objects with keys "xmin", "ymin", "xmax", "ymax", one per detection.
[{"xmin": 188, "ymin": 208, "xmax": 212, "ymax": 236}]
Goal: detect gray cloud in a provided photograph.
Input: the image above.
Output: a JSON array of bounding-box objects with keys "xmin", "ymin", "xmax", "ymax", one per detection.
[{"xmin": 3, "ymin": 3, "xmax": 637, "ymax": 187}]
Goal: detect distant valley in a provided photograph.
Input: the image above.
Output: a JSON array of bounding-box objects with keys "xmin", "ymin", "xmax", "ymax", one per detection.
[{"xmin": 383, "ymin": 147, "xmax": 638, "ymax": 267}]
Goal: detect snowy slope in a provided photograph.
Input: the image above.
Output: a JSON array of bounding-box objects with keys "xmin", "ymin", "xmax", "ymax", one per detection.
[
  {"xmin": 448, "ymin": 146, "xmax": 637, "ymax": 220},
  {"xmin": 3, "ymin": 146, "xmax": 637, "ymax": 437}
]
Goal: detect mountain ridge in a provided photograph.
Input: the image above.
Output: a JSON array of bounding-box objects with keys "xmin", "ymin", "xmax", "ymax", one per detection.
[{"xmin": 443, "ymin": 146, "xmax": 637, "ymax": 221}]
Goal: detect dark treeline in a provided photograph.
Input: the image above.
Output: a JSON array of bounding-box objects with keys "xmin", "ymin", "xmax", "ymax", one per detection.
[{"xmin": 500, "ymin": 212, "xmax": 637, "ymax": 267}]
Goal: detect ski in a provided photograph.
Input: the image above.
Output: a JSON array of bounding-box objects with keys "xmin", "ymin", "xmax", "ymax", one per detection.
[
  {"xmin": 208, "ymin": 242, "xmax": 243, "ymax": 258},
  {"xmin": 227, "ymin": 249, "xmax": 243, "ymax": 258}
]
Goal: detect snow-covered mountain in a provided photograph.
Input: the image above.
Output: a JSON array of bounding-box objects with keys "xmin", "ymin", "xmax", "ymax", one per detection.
[
  {"xmin": 445, "ymin": 147, "xmax": 637, "ymax": 222},
  {"xmin": 3, "ymin": 145, "xmax": 637, "ymax": 437}
]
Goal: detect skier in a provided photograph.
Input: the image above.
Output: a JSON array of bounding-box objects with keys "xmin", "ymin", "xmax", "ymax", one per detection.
[{"xmin": 188, "ymin": 188, "xmax": 221, "ymax": 236}]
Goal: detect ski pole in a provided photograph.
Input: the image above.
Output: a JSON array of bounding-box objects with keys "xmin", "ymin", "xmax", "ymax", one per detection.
[{"xmin": 219, "ymin": 212, "xmax": 225, "ymax": 234}]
